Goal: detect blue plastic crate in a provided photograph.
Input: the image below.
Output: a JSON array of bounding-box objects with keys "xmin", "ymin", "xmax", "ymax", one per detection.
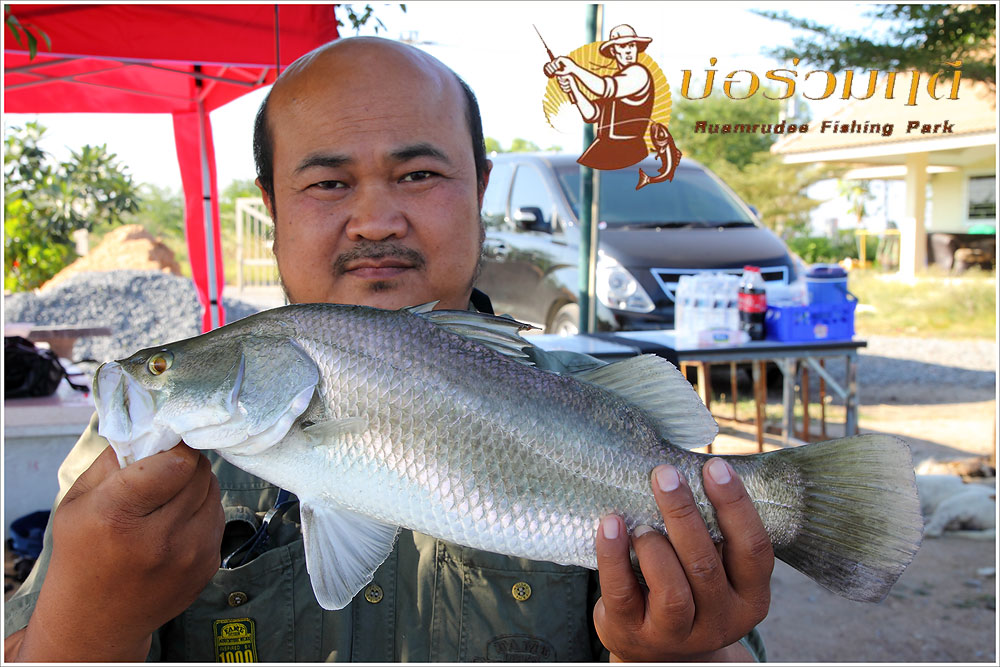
[{"xmin": 765, "ymin": 299, "xmax": 857, "ymax": 342}]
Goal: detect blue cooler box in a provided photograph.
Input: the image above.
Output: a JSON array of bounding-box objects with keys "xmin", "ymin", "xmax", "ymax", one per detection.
[{"xmin": 805, "ymin": 264, "xmax": 849, "ymax": 303}]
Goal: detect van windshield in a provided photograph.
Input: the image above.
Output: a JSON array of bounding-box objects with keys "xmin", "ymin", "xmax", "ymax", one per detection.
[{"xmin": 555, "ymin": 164, "xmax": 756, "ymax": 227}]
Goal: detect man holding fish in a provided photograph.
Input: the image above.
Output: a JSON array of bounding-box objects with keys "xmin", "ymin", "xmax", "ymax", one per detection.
[{"xmin": 6, "ymin": 36, "xmax": 784, "ymax": 662}]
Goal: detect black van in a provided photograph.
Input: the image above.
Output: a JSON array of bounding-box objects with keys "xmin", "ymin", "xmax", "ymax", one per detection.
[{"xmin": 475, "ymin": 153, "xmax": 804, "ymax": 334}]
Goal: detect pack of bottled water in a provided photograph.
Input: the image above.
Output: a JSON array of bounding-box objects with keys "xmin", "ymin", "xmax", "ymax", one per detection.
[{"xmin": 674, "ymin": 272, "xmax": 744, "ymax": 347}]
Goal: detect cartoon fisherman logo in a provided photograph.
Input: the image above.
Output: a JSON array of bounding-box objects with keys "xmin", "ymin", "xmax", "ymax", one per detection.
[{"xmin": 538, "ymin": 24, "xmax": 681, "ymax": 189}]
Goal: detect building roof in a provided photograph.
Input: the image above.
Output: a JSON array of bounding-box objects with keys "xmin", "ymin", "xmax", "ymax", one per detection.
[{"xmin": 772, "ymin": 80, "xmax": 996, "ymax": 159}]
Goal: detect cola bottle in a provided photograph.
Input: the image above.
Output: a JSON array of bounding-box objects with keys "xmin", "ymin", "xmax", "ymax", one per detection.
[{"xmin": 738, "ymin": 265, "xmax": 767, "ymax": 341}]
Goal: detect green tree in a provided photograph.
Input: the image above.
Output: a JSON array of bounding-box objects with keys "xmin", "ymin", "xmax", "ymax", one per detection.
[
  {"xmin": 755, "ymin": 4, "xmax": 996, "ymax": 89},
  {"xmin": 837, "ymin": 180, "xmax": 875, "ymax": 228},
  {"xmin": 670, "ymin": 93, "xmax": 787, "ymax": 171},
  {"xmin": 669, "ymin": 93, "xmax": 836, "ymax": 237},
  {"xmin": 4, "ymin": 7, "xmax": 51, "ymax": 60},
  {"xmin": 4, "ymin": 122, "xmax": 141, "ymax": 291},
  {"xmin": 483, "ymin": 137, "xmax": 562, "ymax": 153},
  {"xmin": 713, "ymin": 154, "xmax": 839, "ymax": 239},
  {"xmin": 335, "ymin": 3, "xmax": 406, "ymax": 34},
  {"xmin": 484, "ymin": 137, "xmax": 503, "ymax": 154}
]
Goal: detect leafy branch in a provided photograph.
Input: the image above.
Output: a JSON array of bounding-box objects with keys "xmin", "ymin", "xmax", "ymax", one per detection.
[
  {"xmin": 755, "ymin": 4, "xmax": 996, "ymax": 88},
  {"xmin": 5, "ymin": 7, "xmax": 52, "ymax": 60},
  {"xmin": 335, "ymin": 4, "xmax": 407, "ymax": 35}
]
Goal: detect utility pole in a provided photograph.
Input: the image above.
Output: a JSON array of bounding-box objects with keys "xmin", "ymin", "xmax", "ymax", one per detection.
[{"xmin": 577, "ymin": 3, "xmax": 602, "ymax": 333}]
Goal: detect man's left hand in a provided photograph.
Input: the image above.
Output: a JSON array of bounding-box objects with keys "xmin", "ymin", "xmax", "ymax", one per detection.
[{"xmin": 593, "ymin": 458, "xmax": 773, "ymax": 662}]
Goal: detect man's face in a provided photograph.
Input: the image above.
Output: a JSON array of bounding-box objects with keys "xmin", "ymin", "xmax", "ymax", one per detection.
[
  {"xmin": 261, "ymin": 40, "xmax": 487, "ymax": 311},
  {"xmin": 612, "ymin": 42, "xmax": 638, "ymax": 66}
]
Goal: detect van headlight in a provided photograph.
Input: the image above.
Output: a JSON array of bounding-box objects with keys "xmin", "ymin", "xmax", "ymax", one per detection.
[{"xmin": 596, "ymin": 251, "xmax": 655, "ymax": 313}]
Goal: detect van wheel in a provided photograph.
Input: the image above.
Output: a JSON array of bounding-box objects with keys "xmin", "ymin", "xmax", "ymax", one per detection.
[{"xmin": 547, "ymin": 303, "xmax": 580, "ymax": 336}]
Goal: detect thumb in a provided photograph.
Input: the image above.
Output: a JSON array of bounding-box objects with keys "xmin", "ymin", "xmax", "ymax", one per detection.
[
  {"xmin": 60, "ymin": 445, "xmax": 127, "ymax": 506},
  {"xmin": 98, "ymin": 442, "xmax": 201, "ymax": 515}
]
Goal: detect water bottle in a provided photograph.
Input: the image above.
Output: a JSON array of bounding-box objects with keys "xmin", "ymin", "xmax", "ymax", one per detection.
[
  {"xmin": 739, "ymin": 265, "xmax": 767, "ymax": 341},
  {"xmin": 674, "ymin": 275, "xmax": 691, "ymax": 343},
  {"xmin": 724, "ymin": 274, "xmax": 740, "ymax": 331}
]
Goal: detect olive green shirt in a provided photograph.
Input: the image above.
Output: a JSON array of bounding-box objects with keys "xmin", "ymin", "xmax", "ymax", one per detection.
[{"xmin": 5, "ymin": 347, "xmax": 765, "ymax": 662}]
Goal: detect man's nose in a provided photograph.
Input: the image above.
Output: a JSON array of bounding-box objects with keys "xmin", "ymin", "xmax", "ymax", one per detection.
[{"xmin": 344, "ymin": 185, "xmax": 408, "ymax": 242}]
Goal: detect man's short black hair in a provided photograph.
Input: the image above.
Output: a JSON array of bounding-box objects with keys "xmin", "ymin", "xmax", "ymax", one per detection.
[{"xmin": 253, "ymin": 71, "xmax": 489, "ymax": 208}]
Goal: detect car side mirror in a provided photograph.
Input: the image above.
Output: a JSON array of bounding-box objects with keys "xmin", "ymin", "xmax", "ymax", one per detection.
[
  {"xmin": 748, "ymin": 205, "xmax": 760, "ymax": 218},
  {"xmin": 513, "ymin": 206, "xmax": 545, "ymax": 230}
]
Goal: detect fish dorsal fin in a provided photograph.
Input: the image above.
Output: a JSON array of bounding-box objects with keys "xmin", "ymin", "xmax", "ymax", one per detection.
[
  {"xmin": 417, "ymin": 309, "xmax": 538, "ymax": 363},
  {"xmin": 404, "ymin": 301, "xmax": 439, "ymax": 315},
  {"xmin": 299, "ymin": 500, "xmax": 400, "ymax": 610},
  {"xmin": 575, "ymin": 355, "xmax": 718, "ymax": 449}
]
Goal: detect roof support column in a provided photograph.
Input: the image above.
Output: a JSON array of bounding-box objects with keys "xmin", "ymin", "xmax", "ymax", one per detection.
[{"xmin": 899, "ymin": 152, "xmax": 928, "ymax": 279}]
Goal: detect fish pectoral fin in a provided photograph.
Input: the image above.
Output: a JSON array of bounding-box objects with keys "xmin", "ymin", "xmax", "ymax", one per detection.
[
  {"xmin": 575, "ymin": 355, "xmax": 718, "ymax": 449},
  {"xmin": 300, "ymin": 501, "xmax": 400, "ymax": 611},
  {"xmin": 302, "ymin": 416, "xmax": 369, "ymax": 444},
  {"xmin": 417, "ymin": 309, "xmax": 537, "ymax": 363}
]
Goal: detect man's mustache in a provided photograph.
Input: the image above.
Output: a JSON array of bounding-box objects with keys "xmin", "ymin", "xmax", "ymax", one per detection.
[{"xmin": 332, "ymin": 242, "xmax": 427, "ymax": 275}]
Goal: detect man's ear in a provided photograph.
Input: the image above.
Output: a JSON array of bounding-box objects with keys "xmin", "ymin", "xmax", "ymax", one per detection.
[
  {"xmin": 255, "ymin": 178, "xmax": 275, "ymax": 219},
  {"xmin": 478, "ymin": 159, "xmax": 493, "ymax": 210}
]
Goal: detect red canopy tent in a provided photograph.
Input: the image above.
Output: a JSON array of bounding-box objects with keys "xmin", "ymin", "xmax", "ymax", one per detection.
[{"xmin": 4, "ymin": 4, "xmax": 339, "ymax": 330}]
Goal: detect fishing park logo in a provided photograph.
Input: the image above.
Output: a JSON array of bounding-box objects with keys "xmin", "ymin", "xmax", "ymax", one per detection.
[{"xmin": 538, "ymin": 24, "xmax": 680, "ymax": 190}]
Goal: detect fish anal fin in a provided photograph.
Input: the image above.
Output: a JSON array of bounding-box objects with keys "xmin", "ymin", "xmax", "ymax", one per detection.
[
  {"xmin": 300, "ymin": 501, "xmax": 400, "ymax": 610},
  {"xmin": 575, "ymin": 355, "xmax": 717, "ymax": 449}
]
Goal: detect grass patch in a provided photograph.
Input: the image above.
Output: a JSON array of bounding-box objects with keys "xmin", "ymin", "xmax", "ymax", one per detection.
[{"xmin": 848, "ymin": 267, "xmax": 995, "ymax": 340}]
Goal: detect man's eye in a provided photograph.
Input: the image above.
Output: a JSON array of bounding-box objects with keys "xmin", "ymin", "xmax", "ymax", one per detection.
[
  {"xmin": 400, "ymin": 171, "xmax": 436, "ymax": 183},
  {"xmin": 312, "ymin": 180, "xmax": 346, "ymax": 190}
]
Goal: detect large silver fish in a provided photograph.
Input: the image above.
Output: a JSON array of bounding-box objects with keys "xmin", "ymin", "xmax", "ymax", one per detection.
[{"xmin": 93, "ymin": 303, "xmax": 923, "ymax": 610}]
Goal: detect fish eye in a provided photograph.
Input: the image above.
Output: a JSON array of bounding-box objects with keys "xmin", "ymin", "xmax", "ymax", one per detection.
[{"xmin": 147, "ymin": 351, "xmax": 174, "ymax": 375}]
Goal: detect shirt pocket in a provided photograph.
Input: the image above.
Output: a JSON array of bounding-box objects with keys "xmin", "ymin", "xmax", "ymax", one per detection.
[
  {"xmin": 157, "ymin": 538, "xmax": 320, "ymax": 662},
  {"xmin": 430, "ymin": 543, "xmax": 595, "ymax": 662}
]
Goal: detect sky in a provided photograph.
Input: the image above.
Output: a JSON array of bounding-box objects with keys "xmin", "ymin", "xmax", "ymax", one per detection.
[{"xmin": 3, "ymin": 1, "xmax": 883, "ymax": 195}]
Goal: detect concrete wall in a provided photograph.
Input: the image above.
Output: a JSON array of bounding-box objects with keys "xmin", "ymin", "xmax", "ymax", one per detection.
[{"xmin": 929, "ymin": 160, "xmax": 996, "ymax": 233}]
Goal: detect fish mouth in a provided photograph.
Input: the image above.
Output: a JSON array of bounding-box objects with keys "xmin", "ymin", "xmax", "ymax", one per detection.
[{"xmin": 95, "ymin": 361, "xmax": 180, "ymax": 468}]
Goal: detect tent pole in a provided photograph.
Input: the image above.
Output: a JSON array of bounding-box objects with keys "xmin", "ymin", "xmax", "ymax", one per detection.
[{"xmin": 195, "ymin": 68, "xmax": 220, "ymax": 330}]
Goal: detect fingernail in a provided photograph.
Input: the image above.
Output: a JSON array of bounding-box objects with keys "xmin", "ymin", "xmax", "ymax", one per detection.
[
  {"xmin": 655, "ymin": 465, "xmax": 680, "ymax": 492},
  {"xmin": 632, "ymin": 524, "xmax": 654, "ymax": 538},
  {"xmin": 602, "ymin": 515, "xmax": 620, "ymax": 540},
  {"xmin": 707, "ymin": 458, "xmax": 732, "ymax": 484}
]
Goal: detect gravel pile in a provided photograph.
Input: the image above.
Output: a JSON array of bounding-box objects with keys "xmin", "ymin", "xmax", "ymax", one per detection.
[{"xmin": 5, "ymin": 271, "xmax": 263, "ymax": 364}]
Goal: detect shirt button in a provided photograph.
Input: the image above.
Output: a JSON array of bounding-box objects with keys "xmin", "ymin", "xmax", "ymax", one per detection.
[
  {"xmin": 228, "ymin": 591, "xmax": 249, "ymax": 607},
  {"xmin": 364, "ymin": 583, "xmax": 384, "ymax": 604},
  {"xmin": 511, "ymin": 581, "xmax": 532, "ymax": 601}
]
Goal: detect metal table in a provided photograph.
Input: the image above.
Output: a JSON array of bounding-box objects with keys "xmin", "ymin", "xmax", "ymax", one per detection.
[{"xmin": 532, "ymin": 330, "xmax": 867, "ymax": 451}]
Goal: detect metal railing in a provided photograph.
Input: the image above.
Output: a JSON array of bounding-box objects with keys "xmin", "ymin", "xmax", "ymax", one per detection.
[{"xmin": 234, "ymin": 197, "xmax": 279, "ymax": 292}]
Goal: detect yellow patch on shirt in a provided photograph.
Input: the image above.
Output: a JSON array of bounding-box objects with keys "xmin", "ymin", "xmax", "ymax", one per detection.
[{"xmin": 213, "ymin": 618, "xmax": 258, "ymax": 662}]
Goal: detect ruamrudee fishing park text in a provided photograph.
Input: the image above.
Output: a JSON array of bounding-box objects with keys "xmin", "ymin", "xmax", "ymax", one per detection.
[{"xmin": 693, "ymin": 119, "xmax": 956, "ymax": 137}]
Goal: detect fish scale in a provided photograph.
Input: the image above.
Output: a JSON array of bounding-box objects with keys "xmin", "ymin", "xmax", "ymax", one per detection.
[
  {"xmin": 284, "ymin": 308, "xmax": 658, "ymax": 566},
  {"xmin": 94, "ymin": 302, "xmax": 923, "ymax": 609}
]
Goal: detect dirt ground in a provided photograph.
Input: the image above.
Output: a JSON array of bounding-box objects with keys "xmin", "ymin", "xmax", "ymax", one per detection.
[
  {"xmin": 6, "ymin": 387, "xmax": 996, "ymax": 663},
  {"xmin": 746, "ymin": 382, "xmax": 997, "ymax": 663}
]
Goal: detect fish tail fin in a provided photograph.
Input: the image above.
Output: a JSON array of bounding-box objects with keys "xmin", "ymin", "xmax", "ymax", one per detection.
[
  {"xmin": 764, "ymin": 434, "xmax": 923, "ymax": 602},
  {"xmin": 636, "ymin": 169, "xmax": 651, "ymax": 190}
]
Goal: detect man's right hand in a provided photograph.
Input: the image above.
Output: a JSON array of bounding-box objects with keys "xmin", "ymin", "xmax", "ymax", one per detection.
[
  {"xmin": 11, "ymin": 443, "xmax": 224, "ymax": 662},
  {"xmin": 543, "ymin": 56, "xmax": 575, "ymax": 77}
]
